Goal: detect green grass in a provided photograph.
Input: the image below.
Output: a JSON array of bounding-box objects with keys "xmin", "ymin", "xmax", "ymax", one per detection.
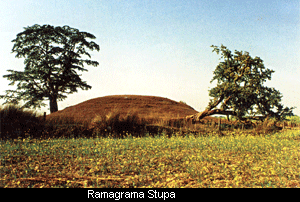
[{"xmin": 1, "ymin": 129, "xmax": 299, "ymax": 188}]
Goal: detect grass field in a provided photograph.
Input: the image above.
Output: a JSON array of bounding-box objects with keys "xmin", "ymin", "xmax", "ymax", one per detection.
[{"xmin": 1, "ymin": 129, "xmax": 300, "ymax": 188}]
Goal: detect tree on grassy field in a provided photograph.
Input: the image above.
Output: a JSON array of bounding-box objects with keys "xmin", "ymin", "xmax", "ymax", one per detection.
[
  {"xmin": 187, "ymin": 45, "xmax": 294, "ymax": 123},
  {"xmin": 0, "ymin": 24, "xmax": 100, "ymax": 113}
]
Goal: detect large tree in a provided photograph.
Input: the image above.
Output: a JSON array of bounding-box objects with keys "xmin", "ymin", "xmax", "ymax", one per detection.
[
  {"xmin": 187, "ymin": 45, "xmax": 294, "ymax": 123},
  {"xmin": 0, "ymin": 24, "xmax": 100, "ymax": 113}
]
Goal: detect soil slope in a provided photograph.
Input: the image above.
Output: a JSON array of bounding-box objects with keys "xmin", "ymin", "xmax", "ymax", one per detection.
[{"xmin": 46, "ymin": 95, "xmax": 199, "ymax": 122}]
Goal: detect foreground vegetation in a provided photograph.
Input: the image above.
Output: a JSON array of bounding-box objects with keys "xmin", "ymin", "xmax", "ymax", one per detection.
[
  {"xmin": 1, "ymin": 104, "xmax": 299, "ymax": 188},
  {"xmin": 1, "ymin": 129, "xmax": 300, "ymax": 188}
]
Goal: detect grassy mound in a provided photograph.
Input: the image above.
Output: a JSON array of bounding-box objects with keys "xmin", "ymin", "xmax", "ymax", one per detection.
[{"xmin": 46, "ymin": 95, "xmax": 199, "ymax": 123}]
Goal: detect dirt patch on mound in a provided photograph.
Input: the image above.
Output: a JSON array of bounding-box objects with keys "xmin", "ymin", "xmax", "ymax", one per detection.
[{"xmin": 46, "ymin": 95, "xmax": 199, "ymax": 122}]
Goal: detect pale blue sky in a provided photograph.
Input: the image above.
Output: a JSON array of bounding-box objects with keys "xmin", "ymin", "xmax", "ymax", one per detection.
[{"xmin": 0, "ymin": 0, "xmax": 299, "ymax": 115}]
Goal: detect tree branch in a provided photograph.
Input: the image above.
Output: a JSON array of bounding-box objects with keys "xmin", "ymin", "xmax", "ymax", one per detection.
[
  {"xmin": 186, "ymin": 108, "xmax": 239, "ymax": 123},
  {"xmin": 208, "ymin": 94, "xmax": 224, "ymax": 110}
]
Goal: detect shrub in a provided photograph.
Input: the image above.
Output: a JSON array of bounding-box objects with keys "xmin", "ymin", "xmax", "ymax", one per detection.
[
  {"xmin": 0, "ymin": 104, "xmax": 44, "ymax": 139},
  {"xmin": 42, "ymin": 115, "xmax": 93, "ymax": 139},
  {"xmin": 90, "ymin": 110, "xmax": 147, "ymax": 137}
]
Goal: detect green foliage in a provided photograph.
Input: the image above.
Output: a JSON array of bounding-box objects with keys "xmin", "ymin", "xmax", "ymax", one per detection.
[
  {"xmin": 286, "ymin": 115, "xmax": 300, "ymax": 123},
  {"xmin": 206, "ymin": 44, "xmax": 294, "ymax": 121},
  {"xmin": 0, "ymin": 24, "xmax": 100, "ymax": 113}
]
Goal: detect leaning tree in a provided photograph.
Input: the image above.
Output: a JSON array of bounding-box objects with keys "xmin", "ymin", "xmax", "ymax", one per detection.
[
  {"xmin": 187, "ymin": 45, "xmax": 294, "ymax": 123},
  {"xmin": 0, "ymin": 24, "xmax": 100, "ymax": 113}
]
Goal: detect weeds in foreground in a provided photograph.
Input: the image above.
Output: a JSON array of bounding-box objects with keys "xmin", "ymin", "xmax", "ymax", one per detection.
[{"xmin": 1, "ymin": 130, "xmax": 299, "ymax": 188}]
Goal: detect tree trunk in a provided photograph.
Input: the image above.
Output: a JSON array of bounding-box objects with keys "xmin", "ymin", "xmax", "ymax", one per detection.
[
  {"xmin": 186, "ymin": 109, "xmax": 238, "ymax": 123},
  {"xmin": 49, "ymin": 96, "xmax": 58, "ymax": 113}
]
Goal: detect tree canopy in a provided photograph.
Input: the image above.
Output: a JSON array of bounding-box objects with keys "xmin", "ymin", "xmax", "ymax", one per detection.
[
  {"xmin": 187, "ymin": 45, "xmax": 294, "ymax": 123},
  {"xmin": 0, "ymin": 24, "xmax": 100, "ymax": 113}
]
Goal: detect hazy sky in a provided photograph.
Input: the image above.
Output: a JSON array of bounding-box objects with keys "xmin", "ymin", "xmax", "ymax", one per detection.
[{"xmin": 1, "ymin": 0, "xmax": 299, "ymax": 115}]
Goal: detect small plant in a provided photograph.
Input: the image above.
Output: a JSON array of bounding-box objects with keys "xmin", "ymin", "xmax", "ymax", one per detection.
[{"xmin": 179, "ymin": 101, "xmax": 187, "ymax": 105}]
